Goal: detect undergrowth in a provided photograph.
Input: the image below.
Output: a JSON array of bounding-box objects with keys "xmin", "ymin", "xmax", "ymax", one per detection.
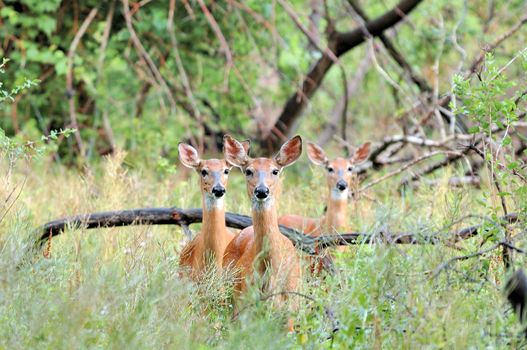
[{"xmin": 1, "ymin": 153, "xmax": 526, "ymax": 349}]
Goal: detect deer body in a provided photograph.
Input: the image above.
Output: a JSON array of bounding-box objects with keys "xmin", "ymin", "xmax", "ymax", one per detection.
[
  {"xmin": 223, "ymin": 168, "xmax": 300, "ymax": 294},
  {"xmin": 179, "ymin": 197, "xmax": 234, "ymax": 279},
  {"xmin": 278, "ymin": 143, "xmax": 371, "ymax": 269},
  {"xmin": 177, "ymin": 143, "xmax": 240, "ymax": 280},
  {"xmin": 222, "ymin": 136, "xmax": 303, "ymax": 332},
  {"xmin": 279, "ymin": 192, "xmax": 348, "ymax": 240}
]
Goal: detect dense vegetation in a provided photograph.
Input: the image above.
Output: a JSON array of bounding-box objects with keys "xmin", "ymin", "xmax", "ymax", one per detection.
[{"xmin": 1, "ymin": 0, "xmax": 527, "ymax": 348}]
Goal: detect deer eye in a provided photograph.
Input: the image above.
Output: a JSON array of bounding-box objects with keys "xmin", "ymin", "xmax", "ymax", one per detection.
[
  {"xmin": 224, "ymin": 169, "xmax": 230, "ymax": 175},
  {"xmin": 272, "ymin": 169, "xmax": 279, "ymax": 176},
  {"xmin": 245, "ymin": 169, "xmax": 253, "ymax": 176},
  {"xmin": 327, "ymin": 167, "xmax": 334, "ymax": 173},
  {"xmin": 347, "ymin": 167, "xmax": 353, "ymax": 172},
  {"xmin": 201, "ymin": 169, "xmax": 208, "ymax": 177}
]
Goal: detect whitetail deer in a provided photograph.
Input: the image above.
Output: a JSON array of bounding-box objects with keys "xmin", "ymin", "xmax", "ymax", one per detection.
[
  {"xmin": 222, "ymin": 135, "xmax": 302, "ymax": 332},
  {"xmin": 177, "ymin": 141, "xmax": 248, "ymax": 280},
  {"xmin": 278, "ymin": 141, "xmax": 371, "ymax": 272}
]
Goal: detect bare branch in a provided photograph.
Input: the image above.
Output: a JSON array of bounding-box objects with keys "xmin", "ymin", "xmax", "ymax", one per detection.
[
  {"xmin": 121, "ymin": 0, "xmax": 177, "ymax": 111},
  {"xmin": 318, "ymin": 53, "xmax": 371, "ymax": 146},
  {"xmin": 432, "ymin": 240, "xmax": 526, "ymax": 279},
  {"xmin": 33, "ymin": 207, "xmax": 521, "ymax": 261},
  {"xmin": 66, "ymin": 8, "xmax": 98, "ymax": 158},
  {"xmin": 262, "ymin": 0, "xmax": 424, "ymax": 151},
  {"xmin": 195, "ymin": 0, "xmax": 233, "ymax": 90},
  {"xmin": 359, "ymin": 150, "xmax": 464, "ymax": 192},
  {"xmin": 469, "ymin": 14, "xmax": 527, "ymax": 74},
  {"xmin": 346, "ymin": 0, "xmax": 431, "ymax": 93}
]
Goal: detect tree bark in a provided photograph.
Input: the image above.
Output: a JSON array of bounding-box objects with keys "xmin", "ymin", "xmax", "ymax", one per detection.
[
  {"xmin": 262, "ymin": 0, "xmax": 423, "ymax": 151},
  {"xmin": 34, "ymin": 207, "xmax": 520, "ymax": 255}
]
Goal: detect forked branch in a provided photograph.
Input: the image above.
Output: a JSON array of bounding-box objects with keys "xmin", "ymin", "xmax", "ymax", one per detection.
[{"xmin": 262, "ymin": 0, "xmax": 423, "ymax": 150}]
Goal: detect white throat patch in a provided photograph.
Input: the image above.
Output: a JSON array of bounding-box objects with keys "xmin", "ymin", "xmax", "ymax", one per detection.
[
  {"xmin": 204, "ymin": 192, "xmax": 225, "ymax": 210},
  {"xmin": 331, "ymin": 188, "xmax": 348, "ymax": 201},
  {"xmin": 252, "ymin": 197, "xmax": 274, "ymax": 212}
]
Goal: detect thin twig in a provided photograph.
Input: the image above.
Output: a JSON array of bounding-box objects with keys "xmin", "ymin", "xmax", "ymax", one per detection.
[
  {"xmin": 168, "ymin": 0, "xmax": 203, "ymax": 150},
  {"xmin": 432, "ymin": 240, "xmax": 526, "ymax": 279},
  {"xmin": 360, "ymin": 151, "xmax": 463, "ymax": 192},
  {"xmin": 66, "ymin": 8, "xmax": 98, "ymax": 158},
  {"xmin": 469, "ymin": 14, "xmax": 527, "ymax": 74},
  {"xmin": 96, "ymin": 1, "xmax": 116, "ymax": 153},
  {"xmin": 121, "ymin": 0, "xmax": 177, "ymax": 111},
  {"xmin": 318, "ymin": 53, "xmax": 371, "ymax": 147},
  {"xmin": 195, "ymin": 0, "xmax": 233, "ymax": 90},
  {"xmin": 469, "ymin": 143, "xmax": 512, "ymax": 268}
]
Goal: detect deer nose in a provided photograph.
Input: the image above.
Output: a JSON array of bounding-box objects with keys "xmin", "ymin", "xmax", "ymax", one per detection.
[
  {"xmin": 254, "ymin": 186, "xmax": 270, "ymax": 199},
  {"xmin": 212, "ymin": 186, "xmax": 226, "ymax": 198},
  {"xmin": 336, "ymin": 180, "xmax": 348, "ymax": 191}
]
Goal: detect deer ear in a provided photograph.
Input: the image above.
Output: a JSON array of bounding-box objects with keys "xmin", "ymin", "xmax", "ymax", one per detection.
[
  {"xmin": 178, "ymin": 143, "xmax": 201, "ymax": 168},
  {"xmin": 351, "ymin": 142, "xmax": 371, "ymax": 164},
  {"xmin": 306, "ymin": 142, "xmax": 328, "ymax": 166},
  {"xmin": 240, "ymin": 140, "xmax": 251, "ymax": 156},
  {"xmin": 223, "ymin": 135, "xmax": 249, "ymax": 168},
  {"xmin": 275, "ymin": 135, "xmax": 302, "ymax": 168}
]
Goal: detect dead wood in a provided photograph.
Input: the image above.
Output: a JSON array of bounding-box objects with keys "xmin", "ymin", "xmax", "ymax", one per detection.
[
  {"xmin": 35, "ymin": 208, "xmax": 521, "ymax": 256},
  {"xmin": 261, "ymin": 0, "xmax": 423, "ymax": 151}
]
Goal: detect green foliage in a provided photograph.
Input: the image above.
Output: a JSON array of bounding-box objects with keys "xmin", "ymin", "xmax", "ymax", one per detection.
[
  {"xmin": 0, "ymin": 56, "xmax": 55, "ymax": 235},
  {"xmin": 0, "ymin": 57, "xmax": 74, "ymax": 163},
  {"xmin": 453, "ymin": 54, "xmax": 519, "ymax": 134},
  {"xmin": 0, "ymin": 58, "xmax": 39, "ymax": 103},
  {"xmin": 1, "ymin": 1, "xmax": 314, "ymax": 163},
  {"xmin": 452, "ymin": 53, "xmax": 527, "ymax": 217},
  {"xmin": 1, "ymin": 159, "xmax": 526, "ymax": 348}
]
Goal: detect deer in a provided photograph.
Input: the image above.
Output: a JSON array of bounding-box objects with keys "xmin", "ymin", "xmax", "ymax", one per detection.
[
  {"xmin": 278, "ymin": 141, "xmax": 371, "ymax": 272},
  {"xmin": 222, "ymin": 135, "xmax": 302, "ymax": 332},
  {"xmin": 177, "ymin": 141, "xmax": 248, "ymax": 280}
]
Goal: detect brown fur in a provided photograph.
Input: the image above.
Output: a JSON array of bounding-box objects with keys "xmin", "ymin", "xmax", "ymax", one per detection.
[
  {"xmin": 279, "ymin": 142, "xmax": 370, "ymax": 272},
  {"xmin": 222, "ymin": 135, "xmax": 302, "ymax": 332},
  {"xmin": 177, "ymin": 143, "xmax": 235, "ymax": 280}
]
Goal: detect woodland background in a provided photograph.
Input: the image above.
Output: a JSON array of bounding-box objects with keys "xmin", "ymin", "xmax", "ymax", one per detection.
[{"xmin": 1, "ymin": 0, "xmax": 523, "ymax": 164}]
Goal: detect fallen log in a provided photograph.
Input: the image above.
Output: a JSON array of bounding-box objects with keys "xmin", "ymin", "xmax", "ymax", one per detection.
[
  {"xmin": 35, "ymin": 208, "xmax": 523, "ymax": 256},
  {"xmin": 37, "ymin": 207, "xmax": 316, "ymax": 254}
]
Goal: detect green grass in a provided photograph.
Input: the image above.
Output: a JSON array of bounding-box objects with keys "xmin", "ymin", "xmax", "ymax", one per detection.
[{"xmin": 1, "ymin": 153, "xmax": 526, "ymax": 349}]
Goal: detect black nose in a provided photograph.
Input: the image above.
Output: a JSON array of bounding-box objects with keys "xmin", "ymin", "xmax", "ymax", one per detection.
[
  {"xmin": 212, "ymin": 186, "xmax": 226, "ymax": 198},
  {"xmin": 254, "ymin": 186, "xmax": 270, "ymax": 199},
  {"xmin": 336, "ymin": 180, "xmax": 348, "ymax": 191}
]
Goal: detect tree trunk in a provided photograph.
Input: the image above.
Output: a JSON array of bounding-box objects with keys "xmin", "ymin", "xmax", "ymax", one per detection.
[{"xmin": 261, "ymin": 0, "xmax": 424, "ymax": 152}]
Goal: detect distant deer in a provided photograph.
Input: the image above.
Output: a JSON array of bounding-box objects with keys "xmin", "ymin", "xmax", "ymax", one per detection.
[
  {"xmin": 278, "ymin": 141, "xmax": 370, "ymax": 271},
  {"xmin": 178, "ymin": 141, "xmax": 248, "ymax": 280},
  {"xmin": 222, "ymin": 135, "xmax": 302, "ymax": 332}
]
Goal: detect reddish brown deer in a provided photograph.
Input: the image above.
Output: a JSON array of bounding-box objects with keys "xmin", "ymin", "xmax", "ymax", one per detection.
[
  {"xmin": 278, "ymin": 141, "xmax": 370, "ymax": 272},
  {"xmin": 222, "ymin": 135, "xmax": 302, "ymax": 332},
  {"xmin": 177, "ymin": 141, "xmax": 247, "ymax": 280}
]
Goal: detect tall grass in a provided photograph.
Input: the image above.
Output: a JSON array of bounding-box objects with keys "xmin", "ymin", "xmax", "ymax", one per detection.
[{"xmin": 0, "ymin": 153, "xmax": 525, "ymax": 349}]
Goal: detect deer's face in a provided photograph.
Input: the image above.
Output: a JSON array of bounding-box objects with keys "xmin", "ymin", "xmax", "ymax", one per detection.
[
  {"xmin": 195, "ymin": 159, "xmax": 231, "ymax": 197},
  {"xmin": 324, "ymin": 157, "xmax": 355, "ymax": 200},
  {"xmin": 306, "ymin": 142, "xmax": 371, "ymax": 201},
  {"xmin": 241, "ymin": 158, "xmax": 282, "ymax": 206},
  {"xmin": 224, "ymin": 135, "xmax": 302, "ymax": 211},
  {"xmin": 178, "ymin": 144, "xmax": 232, "ymax": 208}
]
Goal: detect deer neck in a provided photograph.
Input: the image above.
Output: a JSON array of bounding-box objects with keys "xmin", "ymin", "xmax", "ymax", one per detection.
[
  {"xmin": 325, "ymin": 191, "xmax": 348, "ymax": 232},
  {"xmin": 201, "ymin": 192, "xmax": 227, "ymax": 265},
  {"xmin": 252, "ymin": 197, "xmax": 282, "ymax": 266}
]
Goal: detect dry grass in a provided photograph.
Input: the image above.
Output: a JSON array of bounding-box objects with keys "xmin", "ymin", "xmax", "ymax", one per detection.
[{"xmin": 0, "ymin": 153, "xmax": 526, "ymax": 349}]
